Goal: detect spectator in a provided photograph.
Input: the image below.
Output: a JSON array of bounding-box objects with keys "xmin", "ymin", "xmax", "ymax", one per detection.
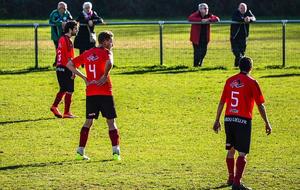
[
  {"xmin": 49, "ymin": 1, "xmax": 73, "ymax": 66},
  {"xmin": 230, "ymin": 3, "xmax": 256, "ymax": 67},
  {"xmin": 188, "ymin": 3, "xmax": 219, "ymax": 67},
  {"xmin": 74, "ymin": 2, "xmax": 104, "ymax": 56}
]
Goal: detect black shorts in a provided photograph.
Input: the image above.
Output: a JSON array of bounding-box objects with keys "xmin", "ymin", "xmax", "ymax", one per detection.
[
  {"xmin": 56, "ymin": 66, "xmax": 74, "ymax": 92},
  {"xmin": 224, "ymin": 116, "xmax": 252, "ymax": 154},
  {"xmin": 86, "ymin": 95, "xmax": 117, "ymax": 119}
]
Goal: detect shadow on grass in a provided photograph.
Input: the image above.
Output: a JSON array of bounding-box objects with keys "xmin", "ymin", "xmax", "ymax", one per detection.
[
  {"xmin": 200, "ymin": 183, "xmax": 230, "ymax": 190},
  {"xmin": 117, "ymin": 65, "xmax": 227, "ymax": 75},
  {"xmin": 0, "ymin": 159, "xmax": 114, "ymax": 171},
  {"xmin": 260, "ymin": 73, "xmax": 300, "ymax": 78},
  {"xmin": 0, "ymin": 117, "xmax": 56, "ymax": 126},
  {"xmin": 0, "ymin": 66, "xmax": 53, "ymax": 75}
]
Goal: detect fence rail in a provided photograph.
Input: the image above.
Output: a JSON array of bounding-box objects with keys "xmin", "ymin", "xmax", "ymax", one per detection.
[{"xmin": 0, "ymin": 20, "xmax": 299, "ymax": 71}]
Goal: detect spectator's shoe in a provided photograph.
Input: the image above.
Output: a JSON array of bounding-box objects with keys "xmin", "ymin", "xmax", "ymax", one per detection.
[
  {"xmin": 199, "ymin": 60, "xmax": 203, "ymax": 67},
  {"xmin": 232, "ymin": 184, "xmax": 252, "ymax": 190},
  {"xmin": 75, "ymin": 152, "xmax": 90, "ymax": 160},
  {"xmin": 227, "ymin": 179, "xmax": 234, "ymax": 186},
  {"xmin": 113, "ymin": 154, "xmax": 121, "ymax": 161},
  {"xmin": 50, "ymin": 106, "xmax": 62, "ymax": 118},
  {"xmin": 63, "ymin": 112, "xmax": 77, "ymax": 119}
]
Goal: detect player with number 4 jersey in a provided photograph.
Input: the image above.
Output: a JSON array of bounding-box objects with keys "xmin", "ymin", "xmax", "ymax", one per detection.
[
  {"xmin": 66, "ymin": 31, "xmax": 121, "ymax": 161},
  {"xmin": 213, "ymin": 57, "xmax": 272, "ymax": 190}
]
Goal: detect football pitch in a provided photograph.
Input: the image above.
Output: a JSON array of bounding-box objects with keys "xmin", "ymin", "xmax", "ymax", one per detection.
[{"xmin": 0, "ymin": 20, "xmax": 300, "ymax": 189}]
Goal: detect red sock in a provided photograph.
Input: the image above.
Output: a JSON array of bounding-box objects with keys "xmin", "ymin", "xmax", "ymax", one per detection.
[
  {"xmin": 226, "ymin": 157, "xmax": 235, "ymax": 181},
  {"xmin": 64, "ymin": 93, "xmax": 72, "ymax": 114},
  {"xmin": 109, "ymin": 129, "xmax": 120, "ymax": 146},
  {"xmin": 234, "ymin": 156, "xmax": 247, "ymax": 186},
  {"xmin": 79, "ymin": 127, "xmax": 90, "ymax": 147},
  {"xmin": 52, "ymin": 92, "xmax": 65, "ymax": 107}
]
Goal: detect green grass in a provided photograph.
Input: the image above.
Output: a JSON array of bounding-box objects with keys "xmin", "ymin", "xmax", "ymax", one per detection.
[
  {"xmin": 0, "ymin": 20, "xmax": 300, "ymax": 189},
  {"xmin": 0, "ymin": 65, "xmax": 300, "ymax": 189},
  {"xmin": 0, "ymin": 21, "xmax": 299, "ymax": 71}
]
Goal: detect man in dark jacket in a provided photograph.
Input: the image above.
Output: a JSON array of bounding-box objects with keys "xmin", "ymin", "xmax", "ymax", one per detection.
[
  {"xmin": 188, "ymin": 3, "xmax": 219, "ymax": 67},
  {"xmin": 74, "ymin": 2, "xmax": 103, "ymax": 55},
  {"xmin": 230, "ymin": 3, "xmax": 256, "ymax": 67}
]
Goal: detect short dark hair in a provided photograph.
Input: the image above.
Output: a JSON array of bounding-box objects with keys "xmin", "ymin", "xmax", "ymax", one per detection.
[
  {"xmin": 239, "ymin": 57, "xmax": 253, "ymax": 73},
  {"xmin": 98, "ymin": 31, "xmax": 114, "ymax": 44},
  {"xmin": 63, "ymin": 20, "xmax": 77, "ymax": 34}
]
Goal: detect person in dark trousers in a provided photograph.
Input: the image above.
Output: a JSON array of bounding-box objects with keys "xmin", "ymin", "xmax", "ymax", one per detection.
[
  {"xmin": 49, "ymin": 1, "xmax": 73, "ymax": 67},
  {"xmin": 74, "ymin": 2, "xmax": 103, "ymax": 59},
  {"xmin": 230, "ymin": 3, "xmax": 256, "ymax": 67},
  {"xmin": 188, "ymin": 3, "xmax": 219, "ymax": 67}
]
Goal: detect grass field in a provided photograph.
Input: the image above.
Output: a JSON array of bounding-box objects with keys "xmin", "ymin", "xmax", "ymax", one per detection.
[
  {"xmin": 0, "ymin": 20, "xmax": 300, "ymax": 71},
  {"xmin": 0, "ymin": 20, "xmax": 300, "ymax": 189}
]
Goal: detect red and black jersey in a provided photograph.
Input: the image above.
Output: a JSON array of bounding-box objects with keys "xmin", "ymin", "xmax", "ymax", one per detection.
[
  {"xmin": 220, "ymin": 73, "xmax": 265, "ymax": 119},
  {"xmin": 72, "ymin": 47, "xmax": 113, "ymax": 96},
  {"xmin": 56, "ymin": 35, "xmax": 74, "ymax": 67}
]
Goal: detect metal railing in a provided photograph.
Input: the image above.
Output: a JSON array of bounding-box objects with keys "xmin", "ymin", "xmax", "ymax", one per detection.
[{"xmin": 0, "ymin": 20, "xmax": 299, "ymax": 71}]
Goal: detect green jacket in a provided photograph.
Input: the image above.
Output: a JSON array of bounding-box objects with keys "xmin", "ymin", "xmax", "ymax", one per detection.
[{"xmin": 49, "ymin": 9, "xmax": 73, "ymax": 41}]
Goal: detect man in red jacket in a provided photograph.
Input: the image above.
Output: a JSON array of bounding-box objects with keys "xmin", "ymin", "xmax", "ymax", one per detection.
[{"xmin": 188, "ymin": 3, "xmax": 219, "ymax": 67}]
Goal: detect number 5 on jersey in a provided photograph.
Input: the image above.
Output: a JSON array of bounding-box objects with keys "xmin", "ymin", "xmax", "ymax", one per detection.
[{"xmin": 231, "ymin": 91, "xmax": 239, "ymax": 107}]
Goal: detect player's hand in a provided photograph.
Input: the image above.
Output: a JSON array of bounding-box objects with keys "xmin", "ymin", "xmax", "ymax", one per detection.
[
  {"xmin": 83, "ymin": 78, "xmax": 93, "ymax": 86},
  {"xmin": 95, "ymin": 75, "xmax": 108, "ymax": 86},
  {"xmin": 213, "ymin": 121, "xmax": 221, "ymax": 134},
  {"xmin": 265, "ymin": 122, "xmax": 272, "ymax": 135},
  {"xmin": 88, "ymin": 20, "xmax": 93, "ymax": 27},
  {"xmin": 201, "ymin": 18, "xmax": 210, "ymax": 22}
]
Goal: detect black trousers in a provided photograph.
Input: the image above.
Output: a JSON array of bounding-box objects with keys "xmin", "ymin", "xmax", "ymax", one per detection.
[
  {"xmin": 193, "ymin": 41, "xmax": 208, "ymax": 67},
  {"xmin": 231, "ymin": 38, "xmax": 247, "ymax": 67}
]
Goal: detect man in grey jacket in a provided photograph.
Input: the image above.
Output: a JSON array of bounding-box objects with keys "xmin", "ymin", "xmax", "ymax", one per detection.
[{"xmin": 230, "ymin": 3, "xmax": 256, "ymax": 67}]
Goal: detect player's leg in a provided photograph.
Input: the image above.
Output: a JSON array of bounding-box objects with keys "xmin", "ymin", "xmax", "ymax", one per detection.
[
  {"xmin": 100, "ymin": 96, "xmax": 121, "ymax": 160},
  {"xmin": 63, "ymin": 68, "xmax": 76, "ymax": 118},
  {"xmin": 226, "ymin": 148, "xmax": 236, "ymax": 186},
  {"xmin": 193, "ymin": 43, "xmax": 201, "ymax": 67},
  {"xmin": 232, "ymin": 152, "xmax": 251, "ymax": 190},
  {"xmin": 76, "ymin": 119, "xmax": 93, "ymax": 160},
  {"xmin": 232, "ymin": 118, "xmax": 252, "ymax": 190},
  {"xmin": 51, "ymin": 67, "xmax": 66, "ymax": 118},
  {"xmin": 225, "ymin": 119, "xmax": 236, "ymax": 185},
  {"xmin": 198, "ymin": 41, "xmax": 208, "ymax": 67},
  {"xmin": 107, "ymin": 119, "xmax": 121, "ymax": 160}
]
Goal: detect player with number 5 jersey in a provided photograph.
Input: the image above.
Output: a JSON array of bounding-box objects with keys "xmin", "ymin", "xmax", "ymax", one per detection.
[
  {"xmin": 67, "ymin": 31, "xmax": 121, "ymax": 161},
  {"xmin": 213, "ymin": 57, "xmax": 272, "ymax": 190}
]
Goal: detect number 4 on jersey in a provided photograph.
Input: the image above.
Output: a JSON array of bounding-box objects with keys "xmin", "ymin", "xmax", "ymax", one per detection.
[{"xmin": 89, "ymin": 64, "xmax": 96, "ymax": 79}]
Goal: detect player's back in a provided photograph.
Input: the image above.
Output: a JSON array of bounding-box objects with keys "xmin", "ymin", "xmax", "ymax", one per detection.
[
  {"xmin": 83, "ymin": 47, "xmax": 112, "ymax": 96},
  {"xmin": 223, "ymin": 73, "xmax": 264, "ymax": 119}
]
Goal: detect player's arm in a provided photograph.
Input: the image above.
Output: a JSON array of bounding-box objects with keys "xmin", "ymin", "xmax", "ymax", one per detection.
[
  {"xmin": 257, "ymin": 104, "xmax": 272, "ymax": 135},
  {"xmin": 213, "ymin": 101, "xmax": 225, "ymax": 134},
  {"xmin": 95, "ymin": 59, "xmax": 113, "ymax": 86},
  {"xmin": 66, "ymin": 60, "xmax": 89, "ymax": 86}
]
